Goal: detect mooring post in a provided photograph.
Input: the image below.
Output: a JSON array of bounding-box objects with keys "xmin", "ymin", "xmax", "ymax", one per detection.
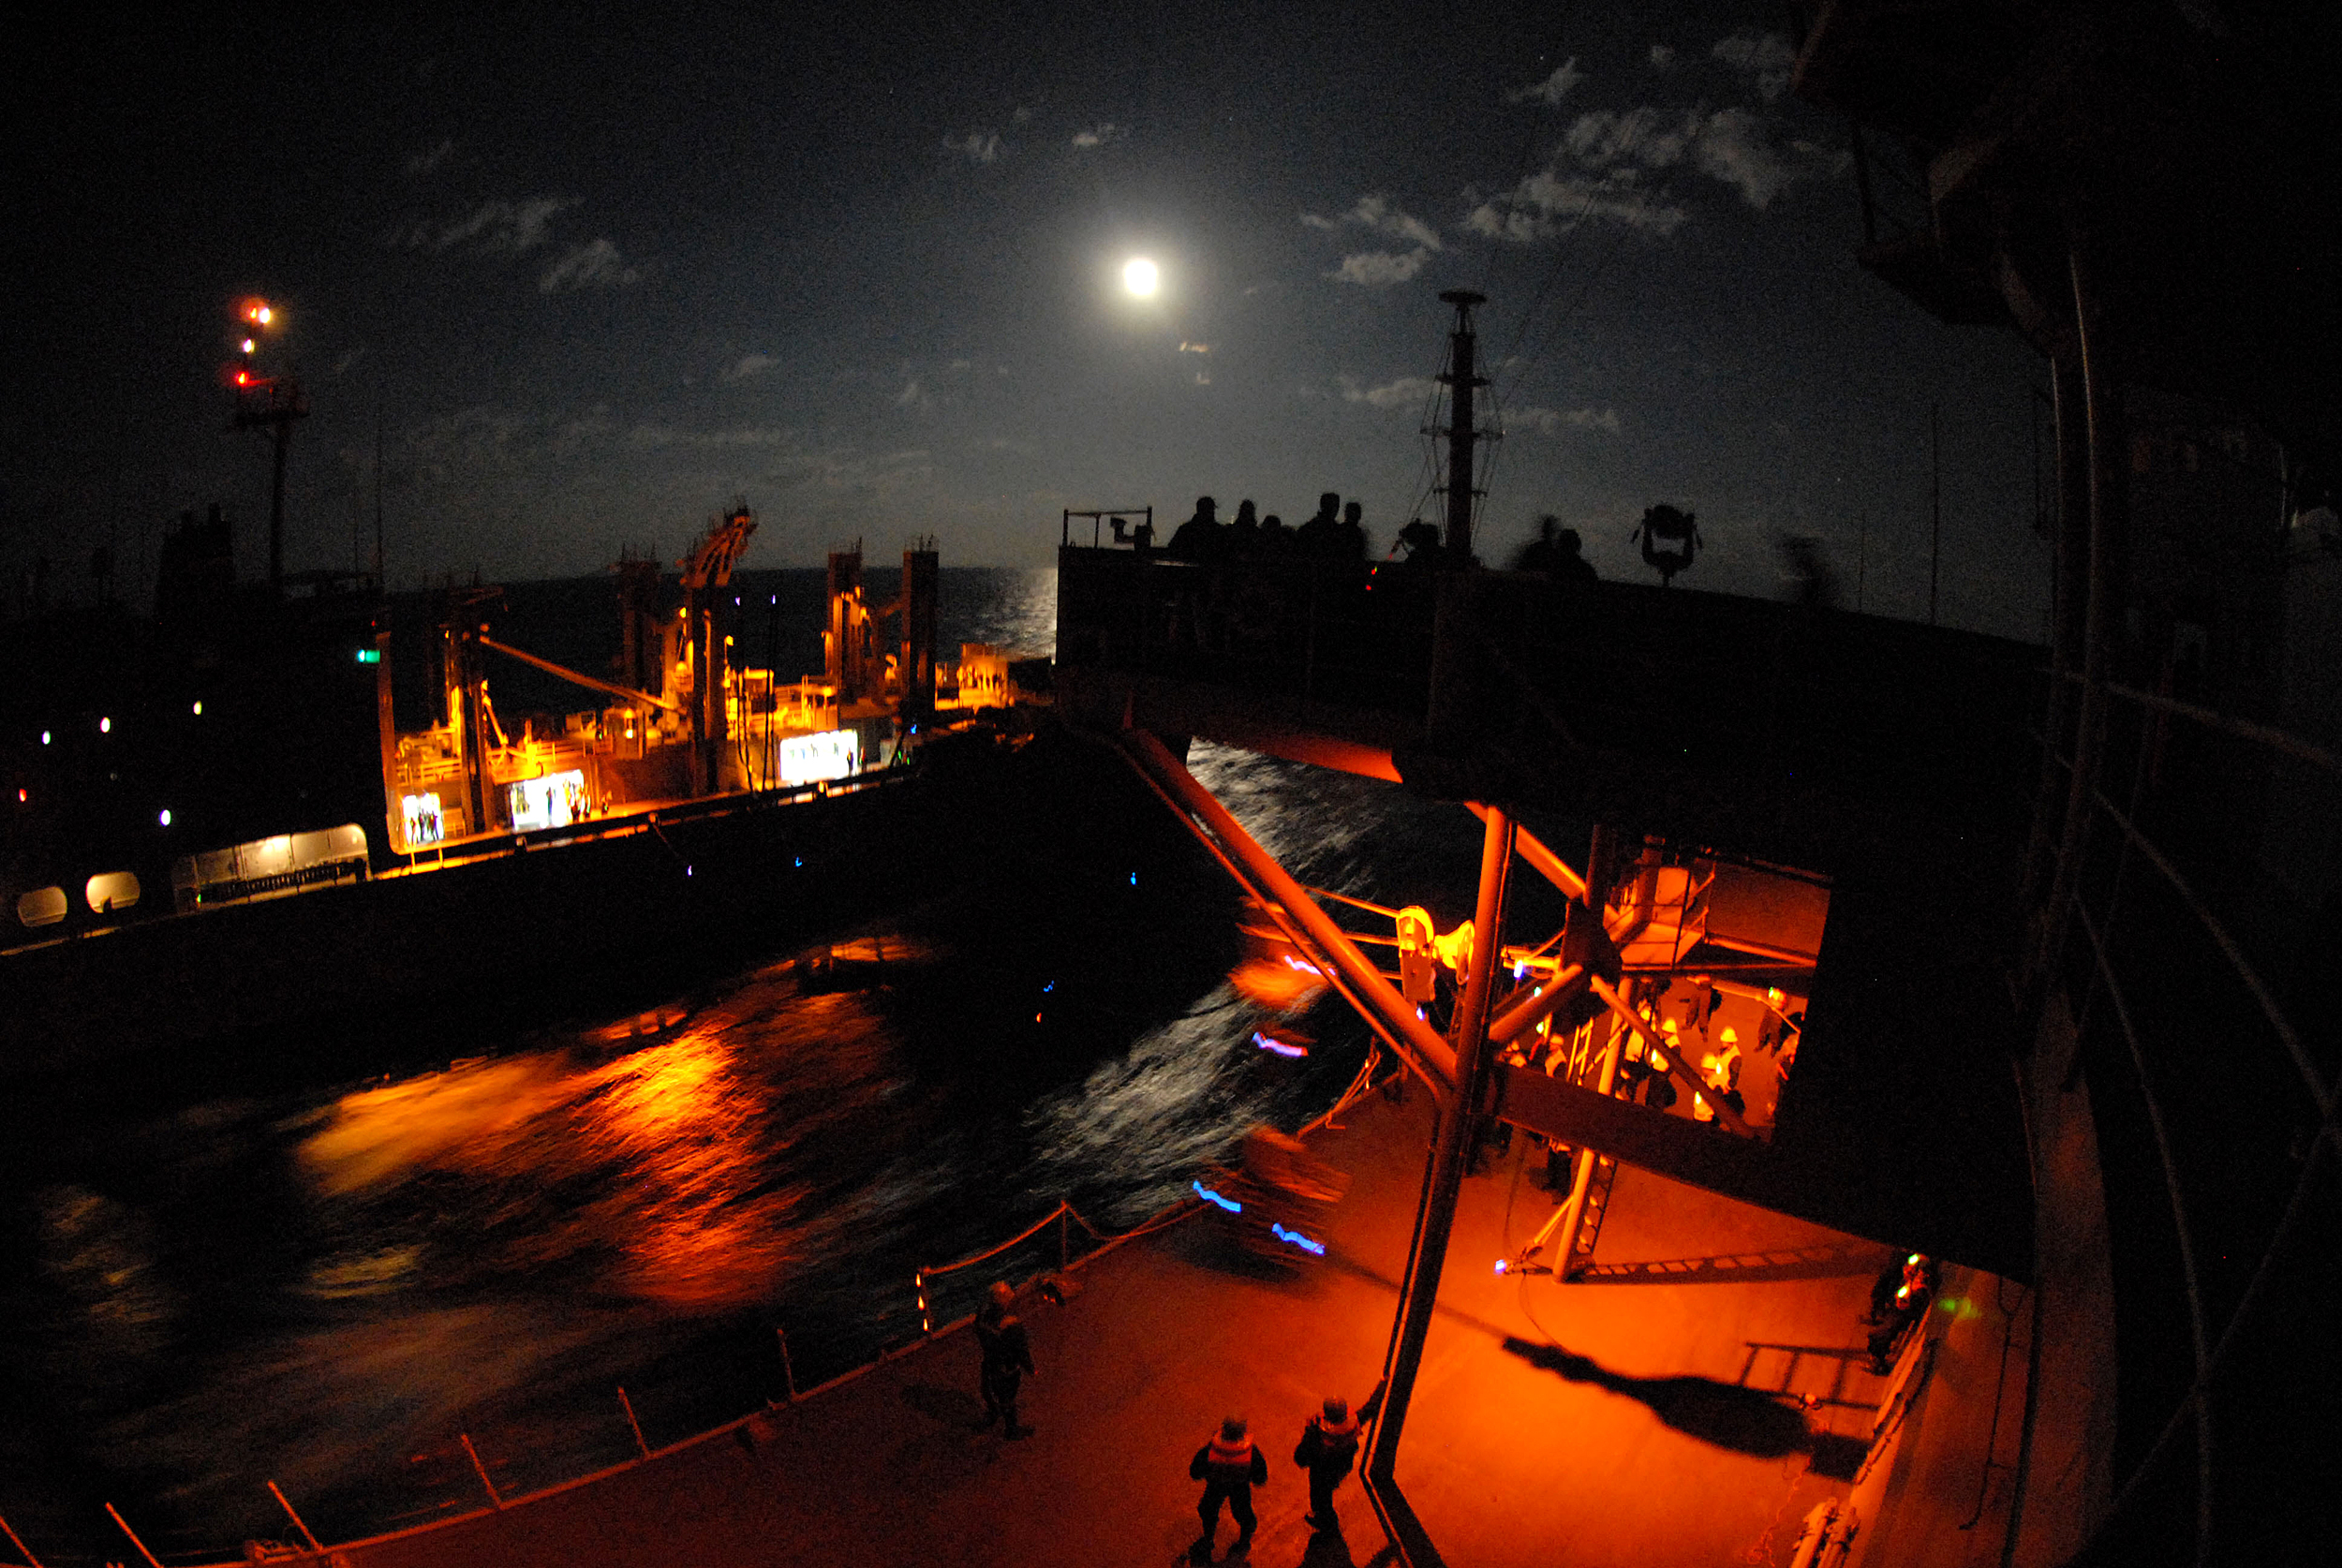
[
  {"xmin": 459, "ymin": 1433, "xmax": 503, "ymax": 1508},
  {"xmin": 265, "ymin": 1481, "xmax": 325, "ymax": 1554},
  {"xmin": 617, "ymin": 1386, "xmax": 650, "ymax": 1457}
]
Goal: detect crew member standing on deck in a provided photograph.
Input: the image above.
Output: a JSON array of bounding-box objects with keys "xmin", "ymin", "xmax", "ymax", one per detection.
[
  {"xmin": 975, "ymin": 1280, "xmax": 1035, "ymax": 1437},
  {"xmin": 1294, "ymin": 1380, "xmax": 1385, "ymax": 1531},
  {"xmin": 1191, "ymin": 1414, "xmax": 1268, "ymax": 1554}
]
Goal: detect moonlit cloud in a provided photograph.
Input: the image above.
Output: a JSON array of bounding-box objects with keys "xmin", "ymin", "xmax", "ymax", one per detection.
[
  {"xmin": 1506, "ymin": 59, "xmax": 1584, "ymax": 106},
  {"xmin": 1178, "ymin": 341, "xmax": 1209, "ymax": 354},
  {"xmin": 405, "ymin": 139, "xmax": 454, "ymax": 175},
  {"xmin": 720, "ymin": 354, "xmax": 778, "ymax": 382},
  {"xmin": 1711, "ymin": 31, "xmax": 1798, "ymax": 102},
  {"xmin": 1350, "ymin": 194, "xmax": 1443, "ymax": 251},
  {"xmin": 1508, "ymin": 405, "xmax": 1622, "ymax": 435},
  {"xmin": 1465, "ymin": 89, "xmax": 1839, "ymax": 240},
  {"xmin": 1328, "ymin": 250, "xmax": 1430, "ymax": 287},
  {"xmin": 1649, "ymin": 44, "xmax": 1678, "ymax": 70},
  {"xmin": 404, "ymin": 198, "xmax": 571, "ymax": 254},
  {"xmin": 1693, "ymin": 108, "xmax": 1848, "ymax": 209},
  {"xmin": 943, "ymin": 130, "xmax": 1002, "ymax": 163},
  {"xmin": 895, "ymin": 377, "xmax": 930, "ymax": 411},
  {"xmin": 1464, "ymin": 168, "xmax": 1688, "ymax": 242},
  {"xmin": 1341, "ymin": 375, "xmax": 1435, "ymax": 408},
  {"xmin": 1301, "ymin": 194, "xmax": 1443, "ymax": 252},
  {"xmin": 1564, "ymin": 106, "xmax": 1702, "ymax": 170},
  {"xmin": 1071, "ymin": 123, "xmax": 1123, "ymax": 148},
  {"xmin": 539, "ymin": 238, "xmax": 640, "ymax": 292}
]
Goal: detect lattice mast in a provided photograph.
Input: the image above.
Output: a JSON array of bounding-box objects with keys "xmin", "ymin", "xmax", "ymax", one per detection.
[{"xmin": 1437, "ymin": 289, "xmax": 1489, "ymax": 560}]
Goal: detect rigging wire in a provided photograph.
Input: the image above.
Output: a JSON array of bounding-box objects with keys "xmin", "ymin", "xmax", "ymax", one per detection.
[
  {"xmin": 1474, "ymin": 3, "xmax": 1581, "ymax": 312},
  {"xmin": 1504, "ymin": 159, "xmax": 1681, "ymax": 406}
]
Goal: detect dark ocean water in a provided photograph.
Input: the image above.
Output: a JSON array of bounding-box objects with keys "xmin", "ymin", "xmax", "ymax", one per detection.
[{"xmin": 0, "ymin": 570, "xmax": 1541, "ymax": 1565}]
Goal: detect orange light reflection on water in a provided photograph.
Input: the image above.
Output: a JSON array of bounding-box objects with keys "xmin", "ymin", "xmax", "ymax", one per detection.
[{"xmin": 301, "ymin": 1026, "xmax": 807, "ymax": 1311}]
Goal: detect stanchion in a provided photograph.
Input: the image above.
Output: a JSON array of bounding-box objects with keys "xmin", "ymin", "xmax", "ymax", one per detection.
[
  {"xmin": 100, "ymin": 1505, "xmax": 164, "ymax": 1568},
  {"xmin": 617, "ymin": 1387, "xmax": 650, "ymax": 1457},
  {"xmin": 459, "ymin": 1433, "xmax": 503, "ymax": 1508},
  {"xmin": 776, "ymin": 1326, "xmax": 798, "ymax": 1400},
  {"xmin": 265, "ymin": 1481, "xmax": 325, "ymax": 1554}
]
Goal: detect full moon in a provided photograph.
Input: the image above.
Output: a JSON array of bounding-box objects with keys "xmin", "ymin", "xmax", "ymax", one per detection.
[{"xmin": 1122, "ymin": 258, "xmax": 1159, "ymax": 297}]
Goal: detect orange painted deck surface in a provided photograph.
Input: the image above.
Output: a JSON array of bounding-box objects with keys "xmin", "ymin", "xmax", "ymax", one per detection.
[{"xmin": 327, "ymin": 1087, "xmax": 1998, "ymax": 1568}]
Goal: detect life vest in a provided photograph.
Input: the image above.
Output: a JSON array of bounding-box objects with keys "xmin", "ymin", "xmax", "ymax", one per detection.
[
  {"xmin": 1311, "ymin": 1413, "xmax": 1360, "ymax": 1448},
  {"xmin": 1307, "ymin": 1413, "xmax": 1361, "ymax": 1467},
  {"xmin": 1208, "ymin": 1435, "xmax": 1256, "ymax": 1472}
]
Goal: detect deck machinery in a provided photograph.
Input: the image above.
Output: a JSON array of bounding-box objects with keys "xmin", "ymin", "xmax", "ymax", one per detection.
[{"xmin": 377, "ymin": 512, "xmax": 947, "ymax": 854}]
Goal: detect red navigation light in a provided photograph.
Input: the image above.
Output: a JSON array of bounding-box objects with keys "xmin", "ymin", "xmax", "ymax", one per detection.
[
  {"xmin": 241, "ymin": 298, "xmax": 274, "ymax": 327},
  {"xmin": 234, "ymin": 369, "xmax": 252, "ymax": 386}
]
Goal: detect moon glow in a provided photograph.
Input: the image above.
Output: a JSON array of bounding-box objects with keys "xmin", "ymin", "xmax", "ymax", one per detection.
[{"xmin": 1122, "ymin": 258, "xmax": 1160, "ymax": 297}]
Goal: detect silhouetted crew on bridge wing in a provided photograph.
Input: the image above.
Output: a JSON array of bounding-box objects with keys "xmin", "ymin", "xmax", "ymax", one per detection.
[
  {"xmin": 1168, "ymin": 496, "xmax": 1225, "ymax": 562},
  {"xmin": 1229, "ymin": 498, "xmax": 1262, "ymax": 555},
  {"xmin": 1191, "ymin": 1414, "xmax": 1268, "ymax": 1556},
  {"xmin": 1514, "ymin": 514, "xmax": 1561, "ymax": 573},
  {"xmin": 1634, "ymin": 504, "xmax": 1701, "ymax": 586},
  {"xmin": 1295, "ymin": 492, "xmax": 1341, "ymax": 555},
  {"xmin": 1552, "ymin": 526, "xmax": 1598, "ymax": 588},
  {"xmin": 1258, "ymin": 512, "xmax": 1289, "ymax": 551},
  {"xmin": 975, "ymin": 1280, "xmax": 1035, "ymax": 1437},
  {"xmin": 1396, "ymin": 518, "xmax": 1444, "ymax": 571},
  {"xmin": 1336, "ymin": 500, "xmax": 1370, "ymax": 559},
  {"xmin": 1293, "ymin": 1380, "xmax": 1386, "ymax": 1531}
]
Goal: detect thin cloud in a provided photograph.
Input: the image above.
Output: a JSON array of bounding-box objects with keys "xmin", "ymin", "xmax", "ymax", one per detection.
[
  {"xmin": 1178, "ymin": 341, "xmax": 1209, "ymax": 354},
  {"xmin": 1350, "ymin": 194, "xmax": 1444, "ymax": 250},
  {"xmin": 1464, "ymin": 168, "xmax": 1688, "ymax": 242},
  {"xmin": 405, "ymin": 139, "xmax": 454, "ymax": 176},
  {"xmin": 1507, "ymin": 59, "xmax": 1584, "ymax": 106},
  {"xmin": 1712, "ymin": 31, "xmax": 1798, "ymax": 102},
  {"xmin": 539, "ymin": 238, "xmax": 640, "ymax": 292},
  {"xmin": 1510, "ymin": 405, "xmax": 1622, "ymax": 435},
  {"xmin": 1071, "ymin": 123, "xmax": 1124, "ymax": 149},
  {"xmin": 1650, "ymin": 44, "xmax": 1678, "ymax": 70},
  {"xmin": 895, "ymin": 377, "xmax": 930, "ymax": 411},
  {"xmin": 1328, "ymin": 249, "xmax": 1430, "ymax": 287},
  {"xmin": 403, "ymin": 198, "xmax": 571, "ymax": 254},
  {"xmin": 943, "ymin": 130, "xmax": 1002, "ymax": 164},
  {"xmin": 627, "ymin": 422, "xmax": 795, "ymax": 450},
  {"xmin": 1465, "ymin": 93, "xmax": 1836, "ymax": 238},
  {"xmin": 720, "ymin": 354, "xmax": 778, "ymax": 383},
  {"xmin": 1341, "ymin": 375, "xmax": 1436, "ymax": 408},
  {"xmin": 1300, "ymin": 194, "xmax": 1444, "ymax": 252},
  {"xmin": 1694, "ymin": 108, "xmax": 1847, "ymax": 209},
  {"xmin": 1564, "ymin": 107, "xmax": 1702, "ymax": 170}
]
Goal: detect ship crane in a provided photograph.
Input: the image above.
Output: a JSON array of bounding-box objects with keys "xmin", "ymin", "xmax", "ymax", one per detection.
[{"xmin": 679, "ymin": 503, "xmax": 759, "ymax": 794}]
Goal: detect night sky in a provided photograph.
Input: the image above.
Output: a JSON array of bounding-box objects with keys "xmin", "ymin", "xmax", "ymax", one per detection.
[{"xmin": 12, "ymin": 2, "xmax": 2048, "ymax": 638}]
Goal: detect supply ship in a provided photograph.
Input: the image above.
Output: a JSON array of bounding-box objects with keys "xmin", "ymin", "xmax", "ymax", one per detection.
[{"xmin": 0, "ymin": 494, "xmax": 1057, "ymax": 1075}]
